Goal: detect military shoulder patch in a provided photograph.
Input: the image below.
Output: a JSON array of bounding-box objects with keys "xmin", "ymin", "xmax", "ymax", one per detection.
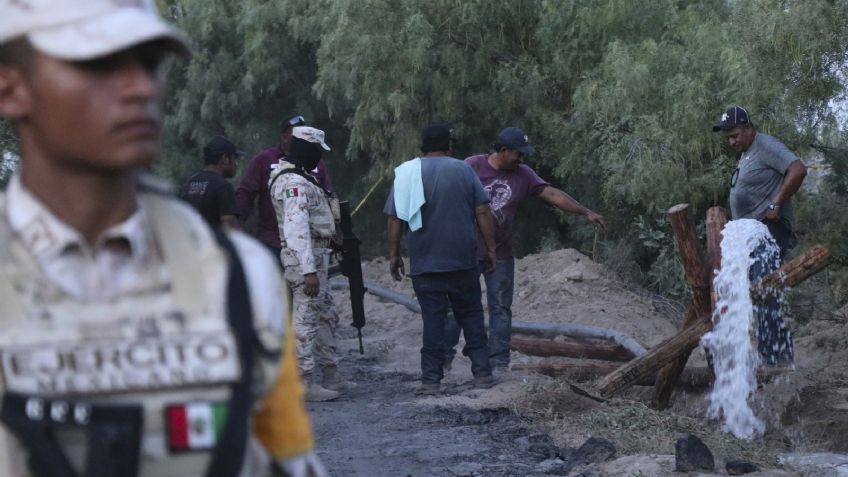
[{"xmin": 285, "ymin": 188, "xmax": 299, "ymax": 198}]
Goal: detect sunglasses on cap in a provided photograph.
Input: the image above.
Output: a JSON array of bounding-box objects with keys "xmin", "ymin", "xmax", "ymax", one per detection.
[{"xmin": 288, "ymin": 115, "xmax": 306, "ymax": 126}]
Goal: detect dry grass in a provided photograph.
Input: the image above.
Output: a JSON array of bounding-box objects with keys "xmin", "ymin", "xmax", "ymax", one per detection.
[{"xmin": 512, "ymin": 378, "xmax": 784, "ymax": 466}]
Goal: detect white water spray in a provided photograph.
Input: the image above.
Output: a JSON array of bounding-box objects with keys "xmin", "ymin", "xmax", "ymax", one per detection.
[{"xmin": 701, "ymin": 219, "xmax": 779, "ymax": 439}]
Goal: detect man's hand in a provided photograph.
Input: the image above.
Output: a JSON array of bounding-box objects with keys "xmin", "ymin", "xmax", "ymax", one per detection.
[
  {"xmin": 303, "ymin": 273, "xmax": 320, "ymax": 297},
  {"xmin": 390, "ymin": 256, "xmax": 405, "ymax": 281},
  {"xmin": 764, "ymin": 206, "xmax": 780, "ymax": 222},
  {"xmin": 481, "ymin": 249, "xmax": 497, "ymax": 274},
  {"xmin": 585, "ymin": 210, "xmax": 606, "ymax": 229}
]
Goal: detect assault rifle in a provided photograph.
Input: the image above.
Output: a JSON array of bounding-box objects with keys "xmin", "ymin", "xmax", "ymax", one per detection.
[{"xmin": 337, "ymin": 201, "xmax": 367, "ymax": 353}]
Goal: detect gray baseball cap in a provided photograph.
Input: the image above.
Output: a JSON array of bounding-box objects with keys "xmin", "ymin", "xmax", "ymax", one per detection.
[{"xmin": 0, "ymin": 0, "xmax": 190, "ymax": 61}]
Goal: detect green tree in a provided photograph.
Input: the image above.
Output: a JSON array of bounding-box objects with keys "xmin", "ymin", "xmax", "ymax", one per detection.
[{"xmin": 159, "ymin": 0, "xmax": 848, "ymax": 299}]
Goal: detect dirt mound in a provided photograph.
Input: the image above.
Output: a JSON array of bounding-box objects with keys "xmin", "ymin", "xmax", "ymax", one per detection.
[{"xmin": 328, "ymin": 246, "xmax": 848, "ymax": 474}]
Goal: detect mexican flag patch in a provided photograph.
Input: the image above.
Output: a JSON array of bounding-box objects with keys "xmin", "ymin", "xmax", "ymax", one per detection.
[
  {"xmin": 165, "ymin": 402, "xmax": 228, "ymax": 452},
  {"xmin": 285, "ymin": 187, "xmax": 299, "ymax": 198}
]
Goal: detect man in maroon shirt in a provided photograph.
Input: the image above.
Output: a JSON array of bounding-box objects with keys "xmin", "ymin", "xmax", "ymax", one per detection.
[
  {"xmin": 236, "ymin": 115, "xmax": 334, "ymax": 259},
  {"xmin": 445, "ymin": 127, "xmax": 606, "ymax": 369}
]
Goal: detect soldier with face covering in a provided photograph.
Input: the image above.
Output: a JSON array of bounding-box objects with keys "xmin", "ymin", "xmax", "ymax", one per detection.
[{"xmin": 269, "ymin": 126, "xmax": 352, "ymax": 402}]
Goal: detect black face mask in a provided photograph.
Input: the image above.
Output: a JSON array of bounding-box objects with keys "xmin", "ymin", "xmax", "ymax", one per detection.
[{"xmin": 289, "ymin": 137, "xmax": 323, "ymax": 171}]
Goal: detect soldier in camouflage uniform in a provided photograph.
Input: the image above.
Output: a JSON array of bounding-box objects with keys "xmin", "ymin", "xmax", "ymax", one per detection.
[{"xmin": 269, "ymin": 126, "xmax": 351, "ymax": 402}]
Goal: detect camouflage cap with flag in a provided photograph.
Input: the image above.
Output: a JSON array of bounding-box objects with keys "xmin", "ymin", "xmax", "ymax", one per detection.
[{"xmin": 0, "ymin": 0, "xmax": 190, "ymax": 60}]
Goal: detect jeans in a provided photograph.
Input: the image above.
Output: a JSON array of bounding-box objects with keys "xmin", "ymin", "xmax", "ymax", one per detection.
[
  {"xmin": 749, "ymin": 236, "xmax": 794, "ymax": 365},
  {"xmin": 411, "ymin": 268, "xmax": 493, "ymax": 384},
  {"xmin": 445, "ymin": 258, "xmax": 514, "ymax": 367}
]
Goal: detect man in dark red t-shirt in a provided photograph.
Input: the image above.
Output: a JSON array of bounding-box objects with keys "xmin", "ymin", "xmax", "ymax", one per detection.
[
  {"xmin": 445, "ymin": 127, "xmax": 606, "ymax": 369},
  {"xmin": 235, "ymin": 115, "xmax": 334, "ymax": 259}
]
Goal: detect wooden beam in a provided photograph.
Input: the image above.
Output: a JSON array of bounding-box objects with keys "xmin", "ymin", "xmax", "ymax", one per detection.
[
  {"xmin": 513, "ymin": 362, "xmax": 787, "ymax": 389},
  {"xmin": 510, "ymin": 336, "xmax": 634, "ymax": 362},
  {"xmin": 653, "ymin": 204, "xmax": 713, "ymax": 409},
  {"xmin": 596, "ymin": 244, "xmax": 832, "ymax": 398},
  {"xmin": 752, "ymin": 244, "xmax": 832, "ymax": 301}
]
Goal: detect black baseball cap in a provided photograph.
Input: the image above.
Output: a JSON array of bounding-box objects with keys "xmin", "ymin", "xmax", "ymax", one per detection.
[
  {"xmin": 495, "ymin": 127, "xmax": 535, "ymax": 156},
  {"xmin": 281, "ymin": 114, "xmax": 306, "ymax": 131},
  {"xmin": 712, "ymin": 106, "xmax": 750, "ymax": 132},
  {"xmin": 420, "ymin": 122, "xmax": 455, "ymax": 153},
  {"xmin": 203, "ymin": 136, "xmax": 243, "ymax": 158}
]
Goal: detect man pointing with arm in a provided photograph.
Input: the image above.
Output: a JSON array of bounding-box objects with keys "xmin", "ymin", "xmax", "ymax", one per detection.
[{"xmin": 445, "ymin": 127, "xmax": 605, "ymax": 370}]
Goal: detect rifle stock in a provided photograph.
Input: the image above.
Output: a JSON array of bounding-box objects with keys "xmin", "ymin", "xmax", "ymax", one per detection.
[{"xmin": 338, "ymin": 201, "xmax": 367, "ymax": 353}]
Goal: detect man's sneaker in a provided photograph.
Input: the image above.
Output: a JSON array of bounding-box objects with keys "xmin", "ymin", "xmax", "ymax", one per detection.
[
  {"xmin": 472, "ymin": 374, "xmax": 502, "ymax": 390},
  {"xmin": 414, "ymin": 382, "xmax": 441, "ymax": 396},
  {"xmin": 305, "ymin": 383, "xmax": 341, "ymax": 402}
]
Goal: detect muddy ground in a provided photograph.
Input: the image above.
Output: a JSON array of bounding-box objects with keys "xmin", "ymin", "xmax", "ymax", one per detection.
[{"xmin": 310, "ymin": 249, "xmax": 848, "ymax": 476}]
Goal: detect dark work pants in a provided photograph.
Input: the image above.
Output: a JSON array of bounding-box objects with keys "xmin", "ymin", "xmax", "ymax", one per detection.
[
  {"xmin": 265, "ymin": 243, "xmax": 284, "ymax": 271},
  {"xmin": 445, "ymin": 259, "xmax": 515, "ymax": 367},
  {"xmin": 751, "ymin": 221, "xmax": 794, "ymax": 365},
  {"xmin": 411, "ymin": 268, "xmax": 493, "ymax": 384}
]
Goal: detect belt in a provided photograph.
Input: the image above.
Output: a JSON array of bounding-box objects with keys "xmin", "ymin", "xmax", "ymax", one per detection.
[{"xmin": 280, "ymin": 237, "xmax": 331, "ymax": 248}]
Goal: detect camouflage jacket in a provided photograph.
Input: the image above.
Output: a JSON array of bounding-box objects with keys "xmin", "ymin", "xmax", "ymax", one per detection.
[{"xmin": 269, "ymin": 161, "xmax": 336, "ymax": 274}]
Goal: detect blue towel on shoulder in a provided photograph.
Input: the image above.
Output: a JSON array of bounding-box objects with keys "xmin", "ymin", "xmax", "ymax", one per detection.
[{"xmin": 393, "ymin": 158, "xmax": 426, "ymax": 231}]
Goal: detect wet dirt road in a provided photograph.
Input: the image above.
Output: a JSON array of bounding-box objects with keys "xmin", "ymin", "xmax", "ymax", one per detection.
[{"xmin": 309, "ymin": 357, "xmax": 567, "ymax": 477}]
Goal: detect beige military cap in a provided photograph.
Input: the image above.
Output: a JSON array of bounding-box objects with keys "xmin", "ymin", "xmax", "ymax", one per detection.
[{"xmin": 0, "ymin": 0, "xmax": 189, "ymax": 60}]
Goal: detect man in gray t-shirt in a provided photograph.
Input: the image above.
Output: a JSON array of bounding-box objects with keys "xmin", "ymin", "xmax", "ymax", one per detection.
[
  {"xmin": 713, "ymin": 105, "xmax": 808, "ymax": 365},
  {"xmin": 714, "ymin": 105, "xmax": 808, "ymax": 258}
]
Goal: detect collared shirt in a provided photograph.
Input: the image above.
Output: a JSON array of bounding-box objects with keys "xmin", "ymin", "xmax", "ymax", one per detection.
[{"xmin": 4, "ymin": 174, "xmax": 285, "ymax": 335}]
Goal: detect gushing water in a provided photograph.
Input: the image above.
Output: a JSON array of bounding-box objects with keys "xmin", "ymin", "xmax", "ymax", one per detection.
[{"xmin": 701, "ymin": 219, "xmax": 780, "ymax": 440}]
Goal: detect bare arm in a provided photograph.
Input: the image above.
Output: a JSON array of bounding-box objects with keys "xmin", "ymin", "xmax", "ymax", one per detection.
[
  {"xmin": 538, "ymin": 186, "xmax": 606, "ymax": 228},
  {"xmin": 474, "ymin": 204, "xmax": 497, "ymax": 272},
  {"xmin": 387, "ymin": 215, "xmax": 405, "ymax": 281},
  {"xmin": 765, "ymin": 160, "xmax": 807, "ymax": 221}
]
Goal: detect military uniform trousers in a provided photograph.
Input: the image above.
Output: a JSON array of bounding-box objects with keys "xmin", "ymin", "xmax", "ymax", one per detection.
[{"xmin": 282, "ymin": 246, "xmax": 340, "ymax": 376}]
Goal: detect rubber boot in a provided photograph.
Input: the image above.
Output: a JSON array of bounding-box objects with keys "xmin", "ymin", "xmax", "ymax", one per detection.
[
  {"xmin": 321, "ymin": 366, "xmax": 357, "ymax": 392},
  {"xmin": 303, "ymin": 373, "xmax": 340, "ymax": 402}
]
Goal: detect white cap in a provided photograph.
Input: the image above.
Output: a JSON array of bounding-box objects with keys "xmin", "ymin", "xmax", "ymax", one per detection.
[
  {"xmin": 292, "ymin": 126, "xmax": 331, "ymax": 151},
  {"xmin": 0, "ymin": 0, "xmax": 190, "ymax": 61}
]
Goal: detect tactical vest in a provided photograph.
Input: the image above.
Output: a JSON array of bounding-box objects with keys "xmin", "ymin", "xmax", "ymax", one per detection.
[
  {"xmin": 0, "ymin": 193, "xmax": 269, "ymax": 477},
  {"xmin": 269, "ymin": 166, "xmax": 338, "ymax": 241}
]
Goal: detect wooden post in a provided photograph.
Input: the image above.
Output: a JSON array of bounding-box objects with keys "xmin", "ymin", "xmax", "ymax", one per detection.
[
  {"xmin": 705, "ymin": 207, "xmax": 728, "ymax": 274},
  {"xmin": 702, "ymin": 207, "xmax": 727, "ymax": 378},
  {"xmin": 510, "ymin": 336, "xmax": 634, "ymax": 361},
  {"xmin": 652, "ymin": 204, "xmax": 713, "ymax": 409},
  {"xmin": 596, "ymin": 244, "xmax": 832, "ymax": 398}
]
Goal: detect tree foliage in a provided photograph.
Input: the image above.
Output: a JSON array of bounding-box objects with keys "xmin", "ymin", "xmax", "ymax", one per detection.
[{"xmin": 153, "ymin": 0, "xmax": 848, "ymax": 298}]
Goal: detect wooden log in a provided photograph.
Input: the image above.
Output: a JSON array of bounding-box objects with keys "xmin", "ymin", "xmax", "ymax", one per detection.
[
  {"xmin": 510, "ymin": 336, "xmax": 634, "ymax": 361},
  {"xmin": 752, "ymin": 244, "xmax": 832, "ymax": 301},
  {"xmin": 596, "ymin": 244, "xmax": 832, "ymax": 398},
  {"xmin": 705, "ymin": 207, "xmax": 728, "ymax": 274},
  {"xmin": 513, "ymin": 362, "xmax": 787, "ymax": 389},
  {"xmin": 702, "ymin": 207, "xmax": 727, "ymax": 380},
  {"xmin": 653, "ymin": 204, "xmax": 713, "ymax": 409}
]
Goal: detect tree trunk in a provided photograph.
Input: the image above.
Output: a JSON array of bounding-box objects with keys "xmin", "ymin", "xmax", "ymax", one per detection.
[
  {"xmin": 653, "ymin": 204, "xmax": 713, "ymax": 409},
  {"xmin": 510, "ymin": 336, "xmax": 634, "ymax": 361},
  {"xmin": 597, "ymin": 244, "xmax": 831, "ymax": 398}
]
